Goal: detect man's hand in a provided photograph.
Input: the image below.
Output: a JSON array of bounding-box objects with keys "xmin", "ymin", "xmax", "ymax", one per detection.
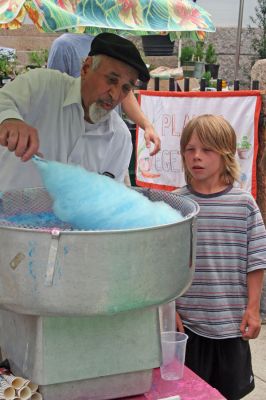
[
  {"xmin": 0, "ymin": 119, "xmax": 39, "ymax": 161},
  {"xmin": 240, "ymin": 308, "xmax": 261, "ymax": 340},
  {"xmin": 143, "ymin": 124, "xmax": 161, "ymax": 156}
]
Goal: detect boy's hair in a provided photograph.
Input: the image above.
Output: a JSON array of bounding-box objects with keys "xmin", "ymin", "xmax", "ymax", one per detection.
[{"xmin": 180, "ymin": 114, "xmax": 240, "ymax": 185}]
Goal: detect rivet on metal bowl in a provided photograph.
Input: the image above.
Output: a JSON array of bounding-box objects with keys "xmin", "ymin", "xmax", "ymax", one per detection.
[{"xmin": 10, "ymin": 253, "xmax": 26, "ymax": 270}]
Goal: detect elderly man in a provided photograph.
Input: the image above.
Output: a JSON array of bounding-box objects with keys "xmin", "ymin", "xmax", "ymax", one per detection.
[
  {"xmin": 47, "ymin": 33, "xmax": 160, "ymax": 156},
  {"xmin": 0, "ymin": 33, "xmax": 154, "ymax": 190}
]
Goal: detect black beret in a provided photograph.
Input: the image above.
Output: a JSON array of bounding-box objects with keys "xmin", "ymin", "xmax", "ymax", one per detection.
[{"xmin": 89, "ymin": 33, "xmax": 150, "ymax": 83}]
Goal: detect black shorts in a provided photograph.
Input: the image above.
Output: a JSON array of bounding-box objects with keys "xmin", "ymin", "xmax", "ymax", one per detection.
[{"xmin": 184, "ymin": 327, "xmax": 255, "ymax": 400}]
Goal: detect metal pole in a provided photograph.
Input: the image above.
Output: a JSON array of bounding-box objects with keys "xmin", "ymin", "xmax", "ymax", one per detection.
[
  {"xmin": 234, "ymin": 0, "xmax": 245, "ymax": 80},
  {"xmin": 178, "ymin": 39, "xmax": 182, "ymax": 68}
]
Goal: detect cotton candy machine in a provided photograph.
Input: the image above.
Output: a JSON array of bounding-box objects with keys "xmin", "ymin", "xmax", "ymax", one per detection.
[{"xmin": 0, "ymin": 187, "xmax": 199, "ymax": 400}]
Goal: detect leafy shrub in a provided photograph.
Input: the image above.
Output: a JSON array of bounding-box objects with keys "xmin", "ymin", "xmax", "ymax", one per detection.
[
  {"xmin": 28, "ymin": 49, "xmax": 48, "ymax": 67},
  {"xmin": 248, "ymin": 0, "xmax": 266, "ymax": 60}
]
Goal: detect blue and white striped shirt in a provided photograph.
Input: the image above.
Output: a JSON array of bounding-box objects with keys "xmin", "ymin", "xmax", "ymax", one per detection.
[{"xmin": 175, "ymin": 185, "xmax": 266, "ymax": 339}]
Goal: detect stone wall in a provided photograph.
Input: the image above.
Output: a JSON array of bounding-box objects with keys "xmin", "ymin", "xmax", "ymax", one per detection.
[
  {"xmin": 0, "ymin": 26, "xmax": 257, "ymax": 87},
  {"xmin": 0, "ymin": 25, "xmax": 59, "ymax": 65}
]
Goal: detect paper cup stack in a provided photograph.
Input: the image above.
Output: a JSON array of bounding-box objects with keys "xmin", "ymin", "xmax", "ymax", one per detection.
[{"xmin": 0, "ymin": 373, "xmax": 42, "ymax": 400}]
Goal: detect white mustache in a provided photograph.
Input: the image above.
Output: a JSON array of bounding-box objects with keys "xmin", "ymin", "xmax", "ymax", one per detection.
[{"xmin": 98, "ymin": 98, "xmax": 114, "ymax": 107}]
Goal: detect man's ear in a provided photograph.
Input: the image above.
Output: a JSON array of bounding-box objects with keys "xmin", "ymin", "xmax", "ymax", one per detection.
[{"xmin": 81, "ymin": 56, "xmax": 93, "ymax": 76}]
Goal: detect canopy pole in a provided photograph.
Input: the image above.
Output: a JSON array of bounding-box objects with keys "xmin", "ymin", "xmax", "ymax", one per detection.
[
  {"xmin": 178, "ymin": 39, "xmax": 182, "ymax": 68},
  {"xmin": 234, "ymin": 0, "xmax": 245, "ymax": 81}
]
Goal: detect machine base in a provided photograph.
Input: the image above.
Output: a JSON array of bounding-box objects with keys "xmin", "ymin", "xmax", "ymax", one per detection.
[{"xmin": 0, "ymin": 308, "xmax": 160, "ymax": 399}]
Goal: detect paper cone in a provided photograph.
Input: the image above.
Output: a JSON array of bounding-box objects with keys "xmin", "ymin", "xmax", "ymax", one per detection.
[
  {"xmin": 2, "ymin": 374, "xmax": 25, "ymax": 390},
  {"xmin": 0, "ymin": 378, "xmax": 15, "ymax": 400},
  {"xmin": 30, "ymin": 393, "xmax": 42, "ymax": 400},
  {"xmin": 16, "ymin": 385, "xmax": 31, "ymax": 400},
  {"xmin": 25, "ymin": 382, "xmax": 38, "ymax": 394}
]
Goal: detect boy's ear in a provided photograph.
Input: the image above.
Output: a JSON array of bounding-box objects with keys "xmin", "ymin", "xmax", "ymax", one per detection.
[{"xmin": 81, "ymin": 56, "xmax": 93, "ymax": 76}]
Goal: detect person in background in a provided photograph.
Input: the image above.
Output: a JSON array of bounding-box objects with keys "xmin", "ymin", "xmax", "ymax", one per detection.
[
  {"xmin": 0, "ymin": 33, "xmax": 151, "ymax": 190},
  {"xmin": 175, "ymin": 114, "xmax": 266, "ymax": 400},
  {"xmin": 47, "ymin": 32, "xmax": 161, "ymax": 156},
  {"xmin": 47, "ymin": 33, "xmax": 94, "ymax": 78}
]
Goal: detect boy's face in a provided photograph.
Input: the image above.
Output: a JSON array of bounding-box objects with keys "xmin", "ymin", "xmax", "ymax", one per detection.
[{"xmin": 184, "ymin": 131, "xmax": 225, "ymax": 192}]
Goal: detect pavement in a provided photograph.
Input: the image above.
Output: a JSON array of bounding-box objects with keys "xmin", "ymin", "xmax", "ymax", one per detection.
[{"xmin": 243, "ymin": 323, "xmax": 266, "ymax": 399}]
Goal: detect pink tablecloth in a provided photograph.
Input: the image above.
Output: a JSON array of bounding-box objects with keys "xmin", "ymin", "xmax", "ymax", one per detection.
[{"xmin": 121, "ymin": 367, "xmax": 226, "ymax": 400}]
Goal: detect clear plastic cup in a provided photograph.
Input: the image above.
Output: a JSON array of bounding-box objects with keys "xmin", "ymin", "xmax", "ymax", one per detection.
[
  {"xmin": 159, "ymin": 301, "xmax": 176, "ymax": 332},
  {"xmin": 160, "ymin": 331, "xmax": 188, "ymax": 380}
]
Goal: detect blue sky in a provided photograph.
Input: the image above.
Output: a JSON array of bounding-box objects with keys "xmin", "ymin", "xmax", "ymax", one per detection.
[{"xmin": 197, "ymin": 0, "xmax": 257, "ymax": 27}]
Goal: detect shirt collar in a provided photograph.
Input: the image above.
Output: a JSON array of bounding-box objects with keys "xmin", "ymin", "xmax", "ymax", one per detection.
[{"xmin": 63, "ymin": 77, "xmax": 82, "ymax": 107}]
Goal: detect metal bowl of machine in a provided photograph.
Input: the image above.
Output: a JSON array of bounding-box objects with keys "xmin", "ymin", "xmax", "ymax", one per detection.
[{"xmin": 0, "ymin": 187, "xmax": 199, "ymax": 316}]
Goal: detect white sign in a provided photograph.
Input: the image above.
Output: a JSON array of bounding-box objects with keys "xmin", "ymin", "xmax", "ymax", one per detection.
[{"xmin": 136, "ymin": 91, "xmax": 261, "ymax": 197}]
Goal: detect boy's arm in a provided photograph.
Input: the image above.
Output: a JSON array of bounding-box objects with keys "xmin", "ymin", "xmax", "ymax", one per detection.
[
  {"xmin": 240, "ymin": 269, "xmax": 264, "ymax": 339},
  {"xmin": 121, "ymin": 91, "xmax": 161, "ymax": 156},
  {"xmin": 175, "ymin": 311, "xmax": 185, "ymax": 333}
]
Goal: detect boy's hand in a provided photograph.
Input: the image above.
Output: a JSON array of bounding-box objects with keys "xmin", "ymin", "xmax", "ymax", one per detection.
[
  {"xmin": 176, "ymin": 311, "xmax": 185, "ymax": 333},
  {"xmin": 240, "ymin": 309, "xmax": 261, "ymax": 340}
]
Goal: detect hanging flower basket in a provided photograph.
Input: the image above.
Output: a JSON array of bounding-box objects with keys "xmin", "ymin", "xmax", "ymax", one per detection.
[{"xmin": 141, "ymin": 34, "xmax": 175, "ymax": 56}]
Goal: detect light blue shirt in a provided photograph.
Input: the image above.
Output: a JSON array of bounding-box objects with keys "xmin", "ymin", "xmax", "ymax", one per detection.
[
  {"xmin": 47, "ymin": 33, "xmax": 94, "ymax": 78},
  {"xmin": 0, "ymin": 68, "xmax": 132, "ymax": 191}
]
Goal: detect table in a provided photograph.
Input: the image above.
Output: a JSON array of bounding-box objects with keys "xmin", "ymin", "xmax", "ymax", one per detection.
[{"xmin": 121, "ymin": 367, "xmax": 226, "ymax": 400}]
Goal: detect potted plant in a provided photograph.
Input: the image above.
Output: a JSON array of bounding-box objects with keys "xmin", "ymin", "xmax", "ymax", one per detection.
[
  {"xmin": 205, "ymin": 43, "xmax": 220, "ymax": 79},
  {"xmin": 180, "ymin": 45, "xmax": 195, "ymax": 77},
  {"xmin": 142, "ymin": 33, "xmax": 175, "ymax": 56},
  {"xmin": 201, "ymin": 71, "xmax": 212, "ymax": 87},
  {"xmin": 0, "ymin": 50, "xmax": 17, "ymax": 86},
  {"xmin": 193, "ymin": 41, "xmax": 205, "ymax": 79},
  {"xmin": 27, "ymin": 49, "xmax": 48, "ymax": 69}
]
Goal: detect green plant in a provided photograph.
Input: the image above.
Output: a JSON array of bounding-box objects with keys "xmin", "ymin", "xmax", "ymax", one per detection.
[
  {"xmin": 194, "ymin": 41, "xmax": 205, "ymax": 62},
  {"xmin": 202, "ymin": 71, "xmax": 211, "ymax": 86},
  {"xmin": 0, "ymin": 51, "xmax": 17, "ymax": 78},
  {"xmin": 205, "ymin": 43, "xmax": 218, "ymax": 64},
  {"xmin": 238, "ymin": 136, "xmax": 252, "ymax": 150},
  {"xmin": 180, "ymin": 46, "xmax": 194, "ymax": 64},
  {"xmin": 248, "ymin": 0, "xmax": 266, "ymax": 60},
  {"xmin": 0, "ymin": 58, "xmax": 11, "ymax": 77},
  {"xmin": 28, "ymin": 49, "xmax": 48, "ymax": 67}
]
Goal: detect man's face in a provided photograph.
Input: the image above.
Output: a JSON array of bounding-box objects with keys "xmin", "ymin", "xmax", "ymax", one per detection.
[{"xmin": 81, "ymin": 55, "xmax": 138, "ymax": 123}]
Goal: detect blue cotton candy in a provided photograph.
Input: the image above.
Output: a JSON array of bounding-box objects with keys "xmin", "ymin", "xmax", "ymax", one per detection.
[
  {"xmin": 0, "ymin": 211, "xmax": 69, "ymax": 229},
  {"xmin": 32, "ymin": 157, "xmax": 183, "ymax": 230}
]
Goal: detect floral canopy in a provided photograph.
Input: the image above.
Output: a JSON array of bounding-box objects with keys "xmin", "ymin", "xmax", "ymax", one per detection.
[{"xmin": 0, "ymin": 0, "xmax": 215, "ymax": 40}]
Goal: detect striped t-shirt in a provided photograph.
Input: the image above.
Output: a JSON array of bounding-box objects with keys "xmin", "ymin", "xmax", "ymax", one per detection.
[{"xmin": 175, "ymin": 185, "xmax": 266, "ymax": 339}]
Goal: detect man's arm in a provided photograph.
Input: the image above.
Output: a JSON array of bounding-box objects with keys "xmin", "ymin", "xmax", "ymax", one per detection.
[
  {"xmin": 0, "ymin": 70, "xmax": 49, "ymax": 161},
  {"xmin": 240, "ymin": 269, "xmax": 264, "ymax": 339},
  {"xmin": 121, "ymin": 91, "xmax": 161, "ymax": 156}
]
